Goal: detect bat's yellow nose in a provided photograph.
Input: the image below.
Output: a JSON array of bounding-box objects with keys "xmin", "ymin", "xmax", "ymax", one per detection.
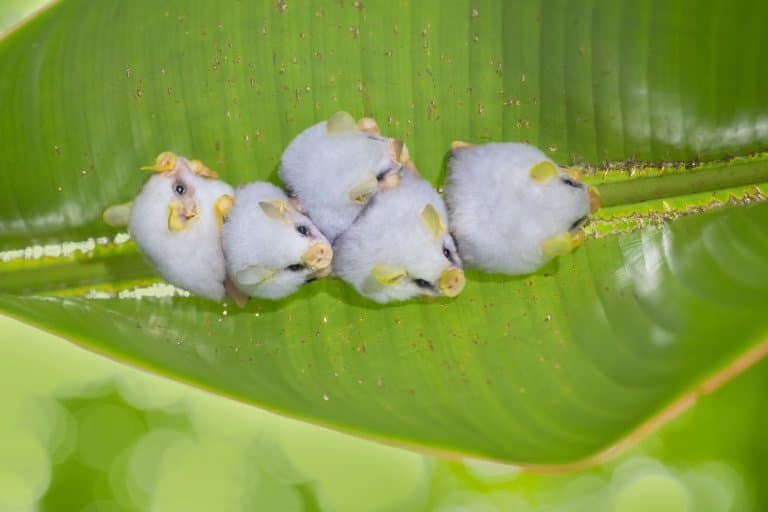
[
  {"xmin": 438, "ymin": 267, "xmax": 465, "ymax": 298},
  {"xmin": 167, "ymin": 201, "xmax": 198, "ymax": 232},
  {"xmin": 301, "ymin": 242, "xmax": 333, "ymax": 270}
]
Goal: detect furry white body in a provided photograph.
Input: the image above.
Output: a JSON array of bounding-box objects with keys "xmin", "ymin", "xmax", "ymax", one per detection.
[
  {"xmin": 129, "ymin": 159, "xmax": 233, "ymax": 301},
  {"xmin": 223, "ymin": 182, "xmax": 332, "ymax": 299},
  {"xmin": 334, "ymin": 173, "xmax": 464, "ymax": 303},
  {"xmin": 444, "ymin": 143, "xmax": 592, "ymax": 274},
  {"xmin": 278, "ymin": 120, "xmax": 399, "ymax": 241}
]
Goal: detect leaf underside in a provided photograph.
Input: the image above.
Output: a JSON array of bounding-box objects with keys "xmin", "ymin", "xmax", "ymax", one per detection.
[{"xmin": 1, "ymin": 0, "xmax": 767, "ymax": 467}]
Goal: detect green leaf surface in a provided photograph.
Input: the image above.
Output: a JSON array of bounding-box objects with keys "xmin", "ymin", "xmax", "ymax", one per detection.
[{"xmin": 1, "ymin": 0, "xmax": 767, "ymax": 467}]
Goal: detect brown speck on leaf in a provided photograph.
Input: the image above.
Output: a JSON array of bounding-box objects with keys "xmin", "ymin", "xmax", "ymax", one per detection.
[{"xmin": 276, "ymin": 0, "xmax": 287, "ymax": 12}]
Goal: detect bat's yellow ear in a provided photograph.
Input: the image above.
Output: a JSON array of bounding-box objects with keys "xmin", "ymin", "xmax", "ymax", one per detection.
[
  {"xmin": 529, "ymin": 161, "xmax": 558, "ymax": 183},
  {"xmin": 259, "ymin": 200, "xmax": 289, "ymax": 221},
  {"xmin": 370, "ymin": 264, "xmax": 407, "ymax": 285},
  {"xmin": 326, "ymin": 111, "xmax": 359, "ymax": 134},
  {"xmin": 190, "ymin": 159, "xmax": 220, "ymax": 179},
  {"xmin": 348, "ymin": 174, "xmax": 378, "ymax": 204},
  {"xmin": 387, "ymin": 139, "xmax": 410, "ymax": 164},
  {"xmin": 236, "ymin": 265, "xmax": 276, "ymax": 286},
  {"xmin": 215, "ymin": 194, "xmax": 234, "ymax": 228},
  {"xmin": 540, "ymin": 231, "xmax": 583, "ymax": 258},
  {"xmin": 421, "ymin": 204, "xmax": 446, "ymax": 239},
  {"xmin": 141, "ymin": 151, "xmax": 176, "ymax": 172}
]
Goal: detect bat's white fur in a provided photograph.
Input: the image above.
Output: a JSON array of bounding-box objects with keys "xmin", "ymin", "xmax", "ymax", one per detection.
[
  {"xmin": 278, "ymin": 120, "xmax": 399, "ymax": 241},
  {"xmin": 129, "ymin": 158, "xmax": 233, "ymax": 301},
  {"xmin": 334, "ymin": 173, "xmax": 463, "ymax": 303},
  {"xmin": 223, "ymin": 182, "xmax": 331, "ymax": 299},
  {"xmin": 444, "ymin": 142, "xmax": 591, "ymax": 274}
]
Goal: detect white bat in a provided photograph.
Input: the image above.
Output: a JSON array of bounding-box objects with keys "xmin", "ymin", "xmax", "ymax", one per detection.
[
  {"xmin": 444, "ymin": 142, "xmax": 601, "ymax": 275},
  {"xmin": 128, "ymin": 152, "xmax": 234, "ymax": 301},
  {"xmin": 222, "ymin": 182, "xmax": 333, "ymax": 299},
  {"xmin": 333, "ymin": 173, "xmax": 465, "ymax": 303},
  {"xmin": 278, "ymin": 111, "xmax": 412, "ymax": 241}
]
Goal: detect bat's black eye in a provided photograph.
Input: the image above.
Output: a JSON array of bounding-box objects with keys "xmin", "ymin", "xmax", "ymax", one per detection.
[
  {"xmin": 286, "ymin": 263, "xmax": 305, "ymax": 272},
  {"xmin": 560, "ymin": 176, "xmax": 583, "ymax": 189},
  {"xmin": 443, "ymin": 247, "xmax": 451, "ymax": 260},
  {"xmin": 413, "ymin": 278, "xmax": 432, "ymax": 289},
  {"xmin": 173, "ymin": 183, "xmax": 186, "ymax": 195},
  {"xmin": 296, "ymin": 225, "xmax": 310, "ymax": 236},
  {"xmin": 569, "ymin": 215, "xmax": 588, "ymax": 231}
]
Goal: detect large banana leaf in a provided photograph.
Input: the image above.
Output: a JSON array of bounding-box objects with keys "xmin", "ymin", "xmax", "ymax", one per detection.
[{"xmin": 1, "ymin": 0, "xmax": 767, "ymax": 468}]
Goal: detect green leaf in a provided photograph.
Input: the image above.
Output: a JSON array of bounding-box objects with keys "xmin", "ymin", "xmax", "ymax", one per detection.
[{"xmin": 1, "ymin": 0, "xmax": 767, "ymax": 467}]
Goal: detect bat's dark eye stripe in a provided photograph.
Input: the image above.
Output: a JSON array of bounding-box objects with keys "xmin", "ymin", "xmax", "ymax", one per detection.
[
  {"xmin": 286, "ymin": 263, "xmax": 305, "ymax": 272},
  {"xmin": 413, "ymin": 278, "xmax": 432, "ymax": 289},
  {"xmin": 560, "ymin": 176, "xmax": 583, "ymax": 189}
]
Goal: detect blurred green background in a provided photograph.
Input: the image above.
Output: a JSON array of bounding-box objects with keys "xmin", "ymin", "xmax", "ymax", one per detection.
[{"xmin": 1, "ymin": 313, "xmax": 766, "ymax": 511}]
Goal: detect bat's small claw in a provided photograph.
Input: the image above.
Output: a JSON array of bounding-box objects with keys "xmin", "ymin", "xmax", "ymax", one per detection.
[{"xmin": 379, "ymin": 170, "xmax": 401, "ymax": 190}]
